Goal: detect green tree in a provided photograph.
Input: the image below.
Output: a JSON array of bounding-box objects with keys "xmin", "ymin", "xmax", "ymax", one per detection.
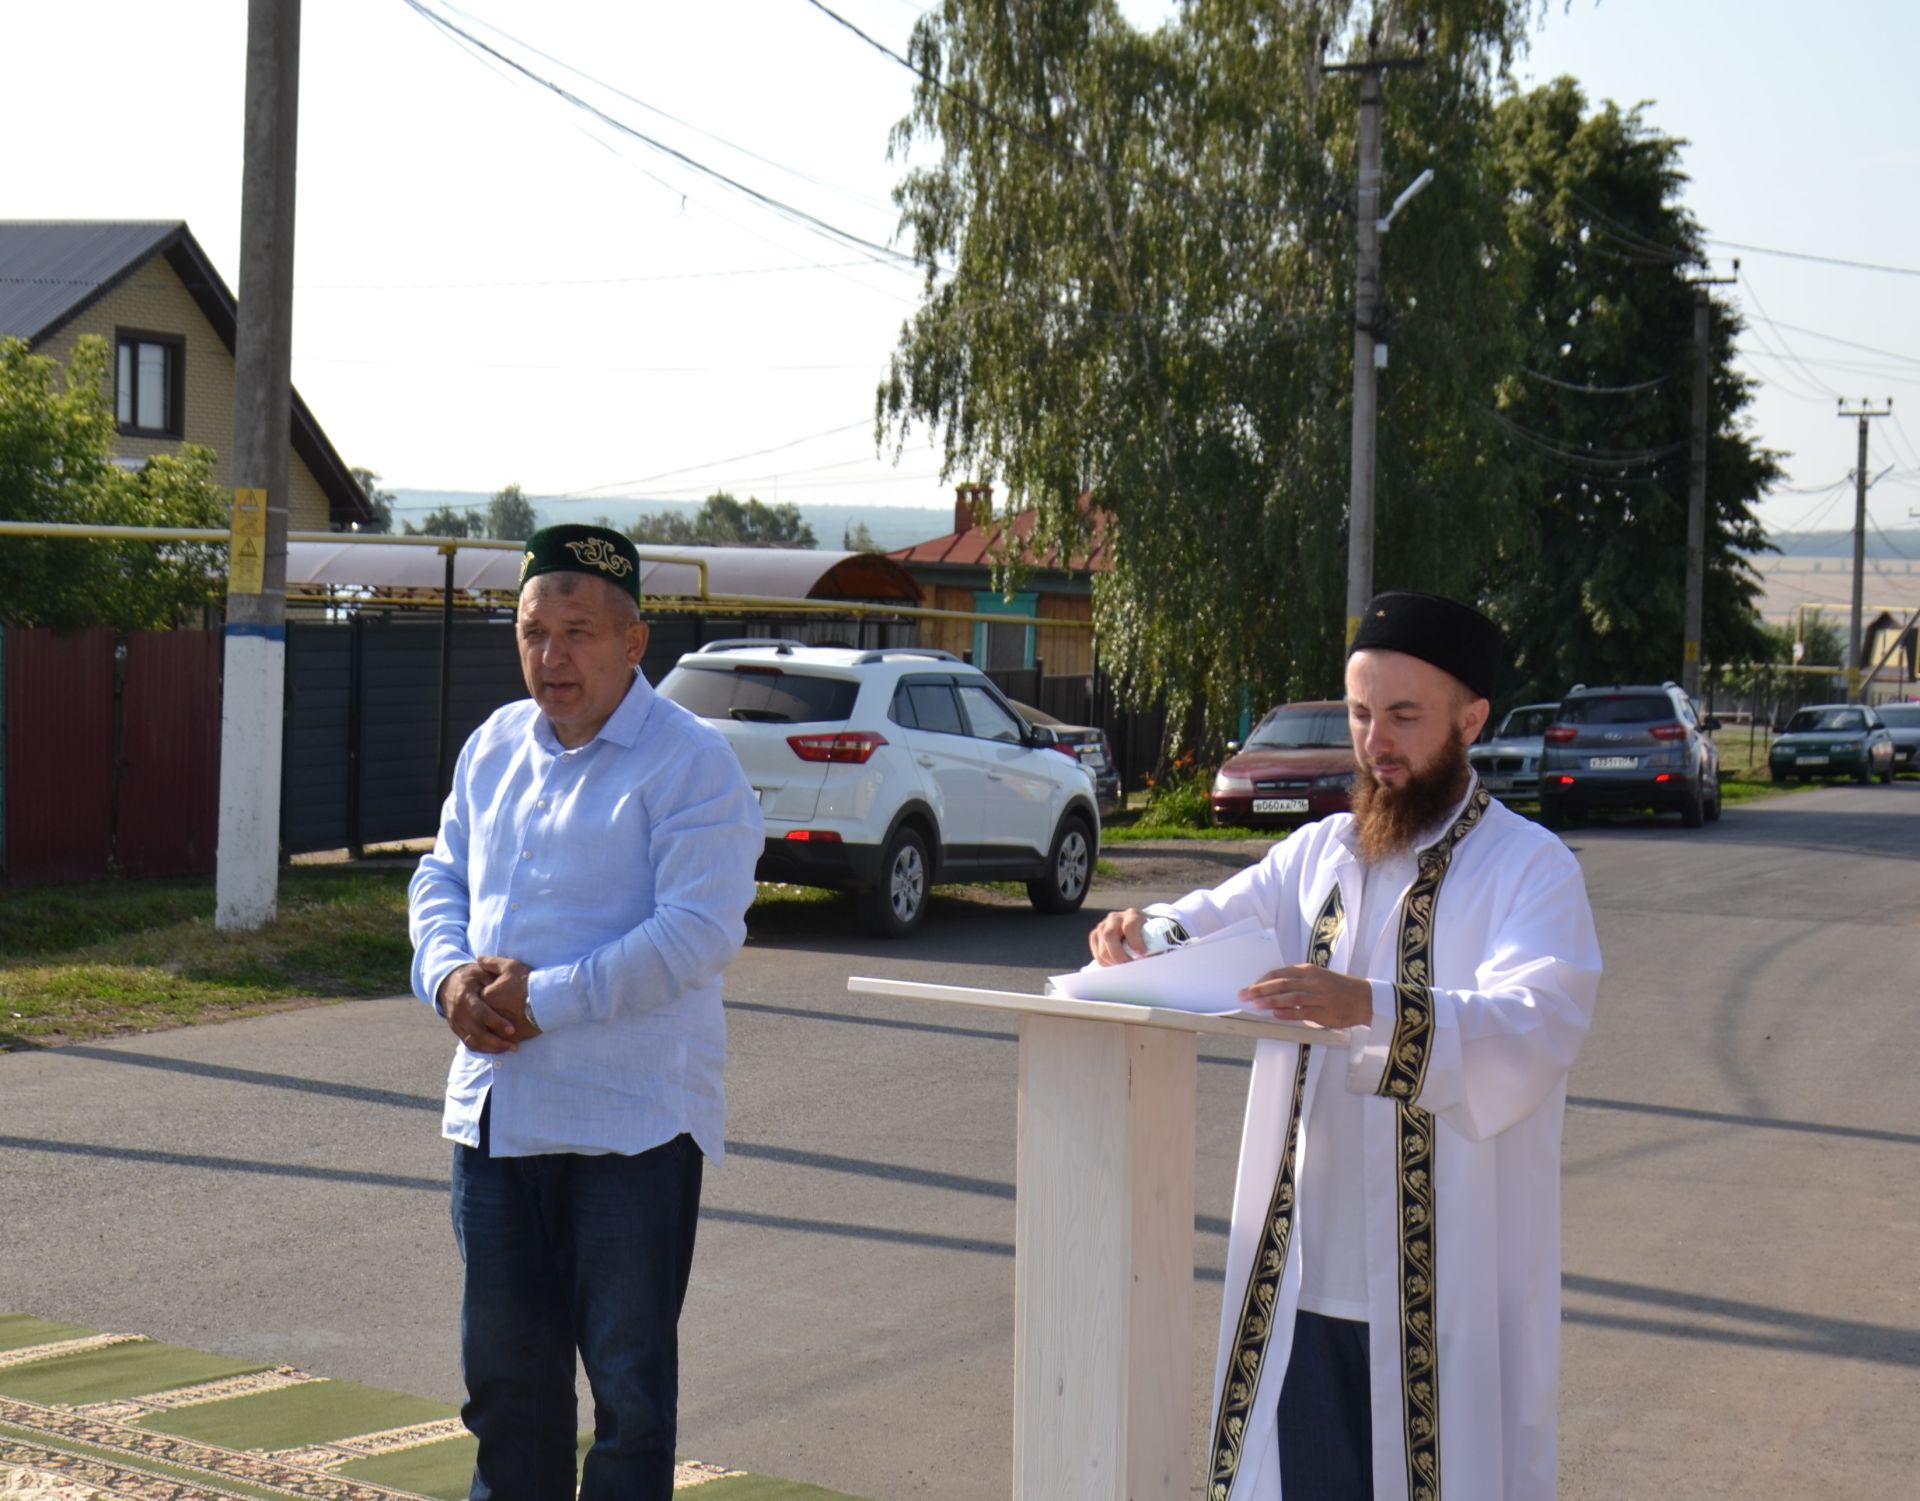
[
  {"xmin": 0, "ymin": 335, "xmax": 226, "ymax": 631},
  {"xmin": 485, "ymin": 482, "xmax": 538, "ymax": 541},
  {"xmin": 404, "ymin": 504, "xmax": 484, "ymax": 538},
  {"xmin": 878, "ymin": 0, "xmax": 1534, "ymax": 742},
  {"xmin": 628, "ymin": 491, "xmax": 816, "ymax": 548},
  {"xmin": 350, "ymin": 466, "xmax": 394, "ymax": 533},
  {"xmin": 1485, "ymin": 79, "xmax": 1776, "ymax": 697},
  {"xmin": 842, "ymin": 519, "xmax": 878, "ymax": 552}
]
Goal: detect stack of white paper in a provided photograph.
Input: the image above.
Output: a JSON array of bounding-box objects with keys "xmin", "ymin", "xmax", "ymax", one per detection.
[{"xmin": 1047, "ymin": 917, "xmax": 1286, "ymax": 1017}]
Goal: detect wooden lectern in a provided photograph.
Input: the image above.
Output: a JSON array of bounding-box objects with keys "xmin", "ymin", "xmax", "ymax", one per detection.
[{"xmin": 846, "ymin": 977, "xmax": 1339, "ymax": 1501}]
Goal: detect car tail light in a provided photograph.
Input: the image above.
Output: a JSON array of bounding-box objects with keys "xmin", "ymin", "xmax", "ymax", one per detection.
[
  {"xmin": 783, "ymin": 829, "xmax": 842, "ymax": 843},
  {"xmin": 1649, "ymin": 723, "xmax": 1687, "ymax": 742},
  {"xmin": 787, "ymin": 731, "xmax": 888, "ymax": 764},
  {"xmin": 1544, "ymin": 726, "xmax": 1578, "ymax": 744},
  {"xmin": 1654, "ymin": 773, "xmax": 1674, "ymax": 783},
  {"xmin": 1047, "ymin": 741, "xmax": 1079, "ymax": 759},
  {"xmin": 1554, "ymin": 775, "xmax": 1576, "ymax": 786}
]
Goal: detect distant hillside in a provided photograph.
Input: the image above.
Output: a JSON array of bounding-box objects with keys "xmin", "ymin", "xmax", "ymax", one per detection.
[
  {"xmin": 388, "ymin": 491, "xmax": 953, "ymax": 554},
  {"xmin": 1767, "ymin": 527, "xmax": 1920, "ymax": 560}
]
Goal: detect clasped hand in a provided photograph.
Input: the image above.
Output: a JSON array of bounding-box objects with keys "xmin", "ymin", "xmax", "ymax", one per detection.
[{"xmin": 438, "ymin": 956, "xmax": 539, "ymax": 1054}]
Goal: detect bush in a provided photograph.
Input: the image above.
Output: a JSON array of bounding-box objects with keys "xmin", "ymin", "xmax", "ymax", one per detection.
[{"xmin": 1139, "ymin": 753, "xmax": 1213, "ymax": 830}]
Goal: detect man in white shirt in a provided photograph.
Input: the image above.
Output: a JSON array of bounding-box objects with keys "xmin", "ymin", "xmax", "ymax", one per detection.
[
  {"xmin": 410, "ymin": 524, "xmax": 762, "ymax": 1501},
  {"xmin": 1091, "ymin": 592, "xmax": 1602, "ymax": 1500}
]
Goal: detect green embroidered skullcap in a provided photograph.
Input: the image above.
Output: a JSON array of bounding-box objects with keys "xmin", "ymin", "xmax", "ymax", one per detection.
[{"xmin": 517, "ymin": 524, "xmax": 643, "ymax": 603}]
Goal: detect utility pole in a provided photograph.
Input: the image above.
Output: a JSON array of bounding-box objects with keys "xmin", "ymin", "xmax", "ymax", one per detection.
[
  {"xmin": 216, "ymin": 0, "xmax": 301, "ymax": 932},
  {"xmin": 1837, "ymin": 398, "xmax": 1892, "ymax": 700},
  {"xmin": 1681, "ymin": 263, "xmax": 1735, "ymax": 701},
  {"xmin": 1323, "ymin": 31, "xmax": 1428, "ymax": 646}
]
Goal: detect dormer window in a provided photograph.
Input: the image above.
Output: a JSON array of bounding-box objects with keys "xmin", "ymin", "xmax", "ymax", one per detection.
[{"xmin": 115, "ymin": 329, "xmax": 184, "ymax": 437}]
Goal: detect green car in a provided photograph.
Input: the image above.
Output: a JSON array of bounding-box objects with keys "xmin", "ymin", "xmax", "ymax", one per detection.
[{"xmin": 1769, "ymin": 704, "xmax": 1897, "ymax": 784}]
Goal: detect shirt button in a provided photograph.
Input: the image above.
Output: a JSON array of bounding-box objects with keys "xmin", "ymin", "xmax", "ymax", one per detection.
[
  {"xmin": 522, "ymin": 851, "xmax": 532, "ymax": 860},
  {"xmin": 510, "ymin": 901, "xmax": 520, "ymax": 911},
  {"xmin": 538, "ymin": 799, "xmax": 548, "ymax": 810}
]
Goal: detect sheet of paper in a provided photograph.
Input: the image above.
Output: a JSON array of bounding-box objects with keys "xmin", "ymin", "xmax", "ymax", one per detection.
[{"xmin": 1047, "ymin": 917, "xmax": 1285, "ymax": 1015}]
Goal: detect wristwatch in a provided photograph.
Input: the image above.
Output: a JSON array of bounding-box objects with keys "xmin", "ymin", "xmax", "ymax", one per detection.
[{"xmin": 1139, "ymin": 915, "xmax": 1191, "ymax": 954}]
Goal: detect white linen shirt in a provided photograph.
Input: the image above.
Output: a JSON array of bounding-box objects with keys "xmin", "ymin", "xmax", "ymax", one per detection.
[{"xmin": 409, "ymin": 669, "xmax": 762, "ymax": 1161}]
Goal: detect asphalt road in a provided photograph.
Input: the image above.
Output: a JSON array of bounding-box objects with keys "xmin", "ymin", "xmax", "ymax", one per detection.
[{"xmin": 2, "ymin": 781, "xmax": 1916, "ymax": 1499}]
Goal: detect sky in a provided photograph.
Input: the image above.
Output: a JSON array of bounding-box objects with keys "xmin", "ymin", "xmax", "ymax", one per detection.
[{"xmin": 5, "ymin": 0, "xmax": 1917, "ymax": 541}]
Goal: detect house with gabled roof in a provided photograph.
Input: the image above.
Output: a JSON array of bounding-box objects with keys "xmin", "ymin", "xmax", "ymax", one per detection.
[
  {"xmin": 889, "ymin": 483, "xmax": 1110, "ymax": 680},
  {"xmin": 0, "ymin": 220, "xmax": 371, "ymax": 530}
]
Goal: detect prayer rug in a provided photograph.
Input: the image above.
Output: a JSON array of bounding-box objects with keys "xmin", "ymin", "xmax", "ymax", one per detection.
[{"xmin": 0, "ymin": 1315, "xmax": 860, "ymax": 1500}]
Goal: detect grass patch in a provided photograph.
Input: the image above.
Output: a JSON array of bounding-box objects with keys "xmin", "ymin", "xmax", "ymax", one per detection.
[
  {"xmin": 0, "ymin": 866, "xmax": 418, "ymax": 1051},
  {"xmin": 1102, "ymin": 822, "xmax": 1274, "ymax": 843}
]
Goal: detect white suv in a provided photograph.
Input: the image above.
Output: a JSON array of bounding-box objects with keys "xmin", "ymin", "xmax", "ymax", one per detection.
[{"xmin": 657, "ymin": 641, "xmax": 1102, "ymax": 936}]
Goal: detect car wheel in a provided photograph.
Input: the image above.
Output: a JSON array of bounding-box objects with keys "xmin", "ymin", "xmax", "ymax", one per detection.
[
  {"xmin": 1881, "ymin": 758, "xmax": 1896, "ymax": 785},
  {"xmin": 1679, "ymin": 781, "xmax": 1704, "ymax": 827},
  {"xmin": 1704, "ymin": 777, "xmax": 1723, "ymax": 822},
  {"xmin": 1027, "ymin": 815, "xmax": 1093, "ymax": 915},
  {"xmin": 1855, "ymin": 762, "xmax": 1873, "ymax": 785},
  {"xmin": 859, "ymin": 825, "xmax": 930, "ymax": 938}
]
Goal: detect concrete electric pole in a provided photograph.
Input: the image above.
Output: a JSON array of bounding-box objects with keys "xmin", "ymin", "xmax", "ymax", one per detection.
[
  {"xmin": 1323, "ymin": 31, "xmax": 1428, "ymax": 647},
  {"xmin": 216, "ymin": 0, "xmax": 301, "ymax": 932},
  {"xmin": 1837, "ymin": 398, "xmax": 1892, "ymax": 700},
  {"xmin": 1680, "ymin": 264, "xmax": 1735, "ymax": 701}
]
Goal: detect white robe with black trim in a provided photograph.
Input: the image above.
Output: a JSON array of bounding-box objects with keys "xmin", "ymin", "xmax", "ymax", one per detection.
[{"xmin": 1159, "ymin": 786, "xmax": 1602, "ymax": 1501}]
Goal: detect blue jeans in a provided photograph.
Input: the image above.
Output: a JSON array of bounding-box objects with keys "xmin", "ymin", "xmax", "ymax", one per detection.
[{"xmin": 450, "ymin": 1105, "xmax": 703, "ymax": 1501}]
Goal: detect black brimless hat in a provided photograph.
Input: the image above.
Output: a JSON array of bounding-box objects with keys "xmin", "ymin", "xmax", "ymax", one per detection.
[{"xmin": 1348, "ymin": 590, "xmax": 1503, "ymax": 701}]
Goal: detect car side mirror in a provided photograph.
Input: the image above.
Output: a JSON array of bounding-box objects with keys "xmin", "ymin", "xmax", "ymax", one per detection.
[
  {"xmin": 1026, "ymin": 724, "xmax": 1058, "ymax": 749},
  {"xmin": 1704, "ymin": 716, "xmax": 1723, "ymax": 732},
  {"xmin": 1226, "ymin": 740, "xmax": 1242, "ymax": 755}
]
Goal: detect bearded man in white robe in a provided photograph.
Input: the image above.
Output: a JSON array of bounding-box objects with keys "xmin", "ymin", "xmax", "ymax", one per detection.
[{"xmin": 1091, "ymin": 591, "xmax": 1602, "ymax": 1501}]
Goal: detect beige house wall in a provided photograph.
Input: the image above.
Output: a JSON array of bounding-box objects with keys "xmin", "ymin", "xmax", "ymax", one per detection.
[
  {"xmin": 34, "ymin": 254, "xmax": 334, "ymax": 530},
  {"xmin": 927, "ymin": 586, "xmax": 976, "ymax": 659}
]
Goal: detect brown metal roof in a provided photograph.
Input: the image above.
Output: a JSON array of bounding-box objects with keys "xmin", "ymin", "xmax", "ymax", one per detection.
[{"xmin": 889, "ymin": 496, "xmax": 1112, "ymax": 573}]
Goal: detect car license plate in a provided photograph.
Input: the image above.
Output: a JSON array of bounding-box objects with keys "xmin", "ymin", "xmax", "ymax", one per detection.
[
  {"xmin": 1588, "ymin": 756, "xmax": 1636, "ymax": 770},
  {"xmin": 1797, "ymin": 755, "xmax": 1828, "ymax": 766},
  {"xmin": 1480, "ymin": 776, "xmax": 1513, "ymax": 792},
  {"xmin": 1079, "ymin": 748, "xmax": 1107, "ymax": 768},
  {"xmin": 1253, "ymin": 797, "xmax": 1308, "ymax": 813}
]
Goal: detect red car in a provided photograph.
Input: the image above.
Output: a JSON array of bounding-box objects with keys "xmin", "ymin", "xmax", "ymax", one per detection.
[{"xmin": 1210, "ymin": 699, "xmax": 1357, "ymax": 827}]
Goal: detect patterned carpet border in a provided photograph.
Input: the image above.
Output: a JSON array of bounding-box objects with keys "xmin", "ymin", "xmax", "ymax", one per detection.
[{"xmin": 0, "ymin": 1317, "xmax": 861, "ymax": 1500}]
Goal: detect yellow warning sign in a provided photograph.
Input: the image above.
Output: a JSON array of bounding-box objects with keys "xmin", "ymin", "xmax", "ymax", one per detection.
[
  {"xmin": 230, "ymin": 487, "xmax": 267, "ymax": 595},
  {"xmin": 1683, "ymin": 639, "xmax": 1700, "ymax": 663}
]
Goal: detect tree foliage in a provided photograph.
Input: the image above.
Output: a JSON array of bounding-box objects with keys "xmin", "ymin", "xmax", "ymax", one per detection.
[
  {"xmin": 403, "ymin": 503, "xmax": 484, "ymax": 538},
  {"xmin": 878, "ymin": 4, "xmax": 1776, "ymax": 744},
  {"xmin": 0, "ymin": 335, "xmax": 226, "ymax": 631},
  {"xmin": 350, "ymin": 467, "xmax": 395, "ymax": 533},
  {"xmin": 1485, "ymin": 79, "xmax": 1776, "ymax": 698},
  {"xmin": 843, "ymin": 519, "xmax": 878, "ymax": 552},
  {"xmin": 879, "ymin": 1, "xmax": 1536, "ymax": 740},
  {"xmin": 627, "ymin": 491, "xmax": 817, "ymax": 549},
  {"xmin": 486, "ymin": 483, "xmax": 538, "ymax": 541}
]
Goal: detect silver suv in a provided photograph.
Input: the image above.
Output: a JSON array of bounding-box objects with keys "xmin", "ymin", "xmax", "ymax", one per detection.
[
  {"xmin": 657, "ymin": 641, "xmax": 1101, "ymax": 936},
  {"xmin": 1538, "ymin": 682, "xmax": 1722, "ymax": 829}
]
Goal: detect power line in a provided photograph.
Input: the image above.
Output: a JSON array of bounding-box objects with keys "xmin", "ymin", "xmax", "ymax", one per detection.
[
  {"xmin": 1707, "ymin": 237, "xmax": 1920, "ymax": 279},
  {"xmin": 400, "ymin": 0, "xmax": 920, "ymax": 269},
  {"xmin": 1517, "ymin": 367, "xmax": 1673, "ymax": 395},
  {"xmin": 798, "ymin": 0, "xmax": 1238, "ymax": 218},
  {"xmin": 296, "ymin": 260, "xmax": 877, "ymax": 291},
  {"xmin": 1736, "ymin": 269, "xmax": 1841, "ymax": 401},
  {"xmin": 435, "ymin": 0, "xmax": 897, "ymax": 218},
  {"xmin": 527, "ymin": 419, "xmax": 878, "ymax": 501}
]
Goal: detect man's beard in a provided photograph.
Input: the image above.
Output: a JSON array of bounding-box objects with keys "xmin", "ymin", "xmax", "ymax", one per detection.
[{"xmin": 1350, "ymin": 728, "xmax": 1472, "ymax": 866}]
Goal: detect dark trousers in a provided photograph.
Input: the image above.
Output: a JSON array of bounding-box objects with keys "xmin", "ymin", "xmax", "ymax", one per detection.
[
  {"xmin": 1277, "ymin": 1311, "xmax": 1373, "ymax": 1500},
  {"xmin": 450, "ymin": 1106, "xmax": 703, "ymax": 1501}
]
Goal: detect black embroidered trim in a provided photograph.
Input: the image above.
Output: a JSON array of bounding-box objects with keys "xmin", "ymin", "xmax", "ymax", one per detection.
[
  {"xmin": 1385, "ymin": 782, "xmax": 1489, "ymax": 1501},
  {"xmin": 1203, "ymin": 884, "xmax": 1342, "ymax": 1500}
]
